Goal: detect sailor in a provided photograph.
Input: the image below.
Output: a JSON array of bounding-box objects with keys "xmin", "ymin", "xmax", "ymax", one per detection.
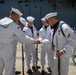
[
  {"xmin": 13, "ymin": 17, "xmax": 27, "ymax": 74},
  {"xmin": 45, "ymin": 12, "xmax": 76, "ymax": 75},
  {"xmin": 23, "ymin": 16, "xmax": 38, "ymax": 74},
  {"xmin": 0, "ymin": 7, "xmax": 39, "ymax": 75},
  {"xmin": 39, "ymin": 17, "xmax": 54, "ymax": 75}
]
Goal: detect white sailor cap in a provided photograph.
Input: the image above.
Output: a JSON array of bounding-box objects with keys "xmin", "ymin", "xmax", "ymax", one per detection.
[
  {"xmin": 19, "ymin": 17, "xmax": 27, "ymax": 26},
  {"xmin": 26, "ymin": 16, "xmax": 35, "ymax": 22},
  {"xmin": 10, "ymin": 7, "xmax": 23, "ymax": 16},
  {"xmin": 41, "ymin": 17, "xmax": 46, "ymax": 21},
  {"xmin": 45, "ymin": 12, "xmax": 57, "ymax": 19}
]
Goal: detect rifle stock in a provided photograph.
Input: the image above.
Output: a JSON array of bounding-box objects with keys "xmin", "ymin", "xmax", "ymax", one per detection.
[
  {"xmin": 56, "ymin": 36, "xmax": 60, "ymax": 75},
  {"xmin": 58, "ymin": 57, "xmax": 60, "ymax": 75},
  {"xmin": 22, "ymin": 44, "xmax": 24, "ymax": 75},
  {"xmin": 36, "ymin": 44, "xmax": 38, "ymax": 69},
  {"xmin": 36, "ymin": 31, "xmax": 39, "ymax": 69}
]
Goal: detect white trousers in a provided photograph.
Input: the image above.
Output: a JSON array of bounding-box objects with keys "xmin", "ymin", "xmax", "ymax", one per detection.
[
  {"xmin": 24, "ymin": 44, "xmax": 36, "ymax": 70},
  {"xmin": 41, "ymin": 44, "xmax": 54, "ymax": 70},
  {"xmin": 52, "ymin": 55, "xmax": 70, "ymax": 75},
  {"xmin": 0, "ymin": 43, "xmax": 15, "ymax": 75},
  {"xmin": 0, "ymin": 58, "xmax": 4, "ymax": 75}
]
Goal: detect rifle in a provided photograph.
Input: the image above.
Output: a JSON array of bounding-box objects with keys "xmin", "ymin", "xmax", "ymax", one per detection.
[
  {"xmin": 22, "ymin": 44, "xmax": 24, "ymax": 75},
  {"xmin": 56, "ymin": 36, "xmax": 60, "ymax": 75},
  {"xmin": 58, "ymin": 53, "xmax": 60, "ymax": 75},
  {"xmin": 36, "ymin": 43, "xmax": 38, "ymax": 70},
  {"xmin": 35, "ymin": 31, "xmax": 40, "ymax": 70}
]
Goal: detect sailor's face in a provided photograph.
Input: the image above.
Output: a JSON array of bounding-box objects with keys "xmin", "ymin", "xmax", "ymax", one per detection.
[
  {"xmin": 14, "ymin": 14, "xmax": 20, "ymax": 22},
  {"xmin": 48, "ymin": 18, "xmax": 53, "ymax": 26},
  {"xmin": 11, "ymin": 13, "xmax": 20, "ymax": 23},
  {"xmin": 18, "ymin": 21, "xmax": 24, "ymax": 29},
  {"xmin": 28, "ymin": 21, "xmax": 33, "ymax": 27},
  {"xmin": 42, "ymin": 21, "xmax": 48, "ymax": 26}
]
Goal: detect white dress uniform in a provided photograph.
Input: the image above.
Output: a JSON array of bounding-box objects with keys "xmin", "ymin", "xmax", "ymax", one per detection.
[
  {"xmin": 0, "ymin": 17, "xmax": 35, "ymax": 75},
  {"xmin": 39, "ymin": 25, "xmax": 54, "ymax": 70},
  {"xmin": 52, "ymin": 21, "xmax": 76, "ymax": 75},
  {"xmin": 12, "ymin": 17, "xmax": 27, "ymax": 74},
  {"xmin": 23, "ymin": 25, "xmax": 37, "ymax": 70}
]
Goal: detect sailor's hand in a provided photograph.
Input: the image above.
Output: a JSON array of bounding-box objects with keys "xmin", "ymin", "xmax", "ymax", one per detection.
[
  {"xmin": 34, "ymin": 39, "xmax": 40, "ymax": 44},
  {"xmin": 56, "ymin": 50, "xmax": 64, "ymax": 57}
]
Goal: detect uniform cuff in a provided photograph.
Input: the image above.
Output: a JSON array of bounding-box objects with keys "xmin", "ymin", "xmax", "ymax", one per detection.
[{"xmin": 63, "ymin": 50, "xmax": 66, "ymax": 53}]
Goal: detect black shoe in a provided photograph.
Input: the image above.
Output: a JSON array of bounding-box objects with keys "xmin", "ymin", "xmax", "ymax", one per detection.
[
  {"xmin": 32, "ymin": 66, "xmax": 36, "ymax": 71},
  {"xmin": 15, "ymin": 71, "xmax": 21, "ymax": 74},
  {"xmin": 36, "ymin": 66, "xmax": 41, "ymax": 69},
  {"xmin": 41, "ymin": 70, "xmax": 45, "ymax": 75},
  {"xmin": 27, "ymin": 69, "xmax": 32, "ymax": 74},
  {"xmin": 47, "ymin": 68, "xmax": 52, "ymax": 73}
]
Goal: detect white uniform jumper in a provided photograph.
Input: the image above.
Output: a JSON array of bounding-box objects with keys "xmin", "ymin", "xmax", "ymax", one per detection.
[{"xmin": 0, "ymin": 17, "xmax": 35, "ymax": 75}]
